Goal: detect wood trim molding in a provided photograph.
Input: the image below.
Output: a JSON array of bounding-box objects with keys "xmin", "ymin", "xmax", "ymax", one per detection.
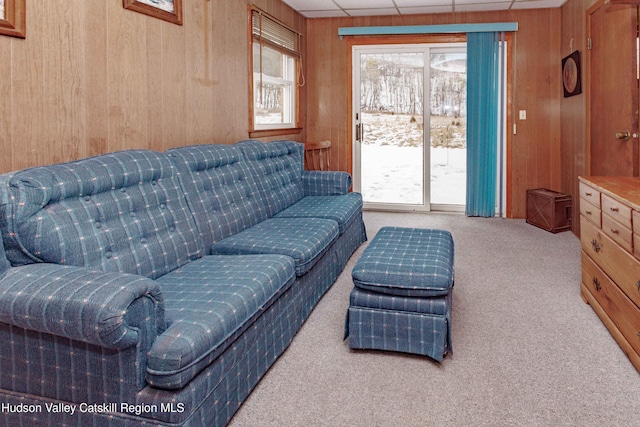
[
  {"xmin": 123, "ymin": 0, "xmax": 183, "ymax": 26},
  {"xmin": 585, "ymin": 0, "xmax": 607, "ymax": 177},
  {"xmin": 249, "ymin": 128, "xmax": 302, "ymax": 138},
  {"xmin": 0, "ymin": 0, "xmax": 26, "ymax": 38}
]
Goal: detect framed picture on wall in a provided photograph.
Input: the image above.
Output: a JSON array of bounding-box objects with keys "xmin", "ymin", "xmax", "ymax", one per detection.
[
  {"xmin": 0, "ymin": 0, "xmax": 26, "ymax": 38},
  {"xmin": 562, "ymin": 50, "xmax": 582, "ymax": 97},
  {"xmin": 123, "ymin": 0, "xmax": 183, "ymax": 26}
]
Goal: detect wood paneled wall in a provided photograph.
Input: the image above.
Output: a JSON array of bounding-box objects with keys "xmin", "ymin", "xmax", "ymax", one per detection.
[
  {"xmin": 560, "ymin": 0, "xmax": 599, "ymax": 234},
  {"xmin": 0, "ymin": 1, "xmax": 592, "ymax": 222},
  {"xmin": 0, "ymin": 0, "xmax": 306, "ymax": 174},
  {"xmin": 305, "ymin": 9, "xmax": 562, "ymax": 218}
]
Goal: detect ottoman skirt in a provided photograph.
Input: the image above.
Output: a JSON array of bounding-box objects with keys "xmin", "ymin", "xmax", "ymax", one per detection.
[{"xmin": 344, "ymin": 227, "xmax": 454, "ymax": 361}]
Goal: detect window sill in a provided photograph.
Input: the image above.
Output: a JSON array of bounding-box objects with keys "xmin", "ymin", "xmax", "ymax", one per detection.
[{"xmin": 249, "ymin": 127, "xmax": 302, "ymax": 139}]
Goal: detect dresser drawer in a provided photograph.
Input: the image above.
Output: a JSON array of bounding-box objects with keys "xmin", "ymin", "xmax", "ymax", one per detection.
[
  {"xmin": 634, "ymin": 210, "xmax": 640, "ymax": 235},
  {"xmin": 602, "ymin": 213, "xmax": 633, "ymax": 253},
  {"xmin": 582, "ymin": 252, "xmax": 640, "ymax": 356},
  {"xmin": 602, "ymin": 194, "xmax": 632, "ymax": 229},
  {"xmin": 581, "ymin": 216, "xmax": 640, "ymax": 308},
  {"xmin": 579, "ymin": 181, "xmax": 601, "ymax": 207},
  {"xmin": 580, "ymin": 198, "xmax": 601, "ymax": 227}
]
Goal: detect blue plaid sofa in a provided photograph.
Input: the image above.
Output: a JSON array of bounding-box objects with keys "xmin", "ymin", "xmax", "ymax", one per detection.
[{"xmin": 0, "ymin": 140, "xmax": 366, "ymax": 426}]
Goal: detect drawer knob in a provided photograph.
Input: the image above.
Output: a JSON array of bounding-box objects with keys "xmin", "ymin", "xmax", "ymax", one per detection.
[
  {"xmin": 636, "ymin": 280, "xmax": 640, "ymax": 293},
  {"xmin": 585, "ymin": 192, "xmax": 592, "ymax": 196},
  {"xmin": 591, "ymin": 239, "xmax": 601, "ymax": 253},
  {"xmin": 611, "ymin": 229, "xmax": 620, "ymax": 235},
  {"xmin": 586, "ymin": 210, "xmax": 592, "ymax": 215},
  {"xmin": 610, "ymin": 207, "xmax": 619, "ymax": 213},
  {"xmin": 593, "ymin": 277, "xmax": 601, "ymax": 291}
]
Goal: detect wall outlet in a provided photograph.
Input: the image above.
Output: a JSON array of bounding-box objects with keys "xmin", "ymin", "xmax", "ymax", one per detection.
[{"xmin": 519, "ymin": 110, "xmax": 527, "ymax": 120}]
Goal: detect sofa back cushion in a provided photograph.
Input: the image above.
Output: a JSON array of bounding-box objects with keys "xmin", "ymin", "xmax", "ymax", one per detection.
[
  {"xmin": 166, "ymin": 144, "xmax": 269, "ymax": 247},
  {"xmin": 4, "ymin": 150, "xmax": 203, "ymax": 279},
  {"xmin": 237, "ymin": 140, "xmax": 305, "ymax": 217},
  {"xmin": 0, "ymin": 242, "xmax": 9, "ymax": 279},
  {"xmin": 0, "ymin": 174, "xmax": 14, "ymax": 278}
]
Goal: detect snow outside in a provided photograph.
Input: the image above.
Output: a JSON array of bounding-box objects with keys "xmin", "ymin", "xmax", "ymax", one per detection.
[
  {"xmin": 360, "ymin": 112, "xmax": 466, "ymax": 206},
  {"xmin": 359, "ymin": 51, "xmax": 466, "ymax": 207},
  {"xmin": 252, "ymin": 49, "xmax": 468, "ymax": 207}
]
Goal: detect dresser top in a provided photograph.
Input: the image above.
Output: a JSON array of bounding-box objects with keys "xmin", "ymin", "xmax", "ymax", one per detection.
[{"xmin": 580, "ymin": 176, "xmax": 640, "ymax": 210}]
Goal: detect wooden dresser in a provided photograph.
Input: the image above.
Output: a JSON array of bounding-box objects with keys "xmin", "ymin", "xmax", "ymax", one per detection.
[{"xmin": 580, "ymin": 176, "xmax": 640, "ymax": 372}]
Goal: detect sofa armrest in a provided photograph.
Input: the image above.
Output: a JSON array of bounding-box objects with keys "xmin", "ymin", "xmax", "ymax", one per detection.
[
  {"xmin": 0, "ymin": 263, "xmax": 164, "ymax": 349},
  {"xmin": 302, "ymin": 171, "xmax": 352, "ymax": 196}
]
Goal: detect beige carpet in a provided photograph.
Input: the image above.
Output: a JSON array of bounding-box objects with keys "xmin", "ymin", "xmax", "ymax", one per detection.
[{"xmin": 229, "ymin": 211, "xmax": 640, "ymax": 427}]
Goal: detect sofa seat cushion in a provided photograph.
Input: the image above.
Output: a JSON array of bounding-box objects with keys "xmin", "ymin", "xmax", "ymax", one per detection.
[
  {"xmin": 148, "ymin": 254, "xmax": 296, "ymax": 389},
  {"xmin": 210, "ymin": 218, "xmax": 339, "ymax": 276},
  {"xmin": 274, "ymin": 193, "xmax": 363, "ymax": 235}
]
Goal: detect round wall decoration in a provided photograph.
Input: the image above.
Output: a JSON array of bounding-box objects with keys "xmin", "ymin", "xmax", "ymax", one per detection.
[{"xmin": 562, "ymin": 50, "xmax": 582, "ymax": 97}]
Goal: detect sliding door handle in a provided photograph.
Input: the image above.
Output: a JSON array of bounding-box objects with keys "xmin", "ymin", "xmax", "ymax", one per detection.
[{"xmin": 355, "ymin": 123, "xmax": 364, "ymax": 142}]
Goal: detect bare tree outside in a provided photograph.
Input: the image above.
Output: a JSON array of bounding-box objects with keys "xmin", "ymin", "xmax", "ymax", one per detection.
[
  {"xmin": 358, "ymin": 49, "xmax": 467, "ymax": 207},
  {"xmin": 360, "ymin": 53, "xmax": 466, "ymax": 150}
]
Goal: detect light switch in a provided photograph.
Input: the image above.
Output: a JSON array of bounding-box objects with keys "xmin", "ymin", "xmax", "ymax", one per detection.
[{"xmin": 519, "ymin": 110, "xmax": 527, "ymax": 120}]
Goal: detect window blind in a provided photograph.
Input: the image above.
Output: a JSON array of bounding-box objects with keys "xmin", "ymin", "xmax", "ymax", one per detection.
[{"xmin": 251, "ymin": 8, "xmax": 301, "ymax": 58}]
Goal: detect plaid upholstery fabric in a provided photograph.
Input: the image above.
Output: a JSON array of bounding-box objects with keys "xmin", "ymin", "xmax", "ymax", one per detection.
[
  {"xmin": 352, "ymin": 226, "xmax": 454, "ymax": 297},
  {"xmin": 210, "ymin": 217, "xmax": 339, "ymax": 276},
  {"xmin": 346, "ymin": 292, "xmax": 452, "ymax": 362},
  {"xmin": 302, "ymin": 170, "xmax": 353, "ymax": 196},
  {"xmin": 0, "ymin": 272, "xmax": 161, "ymax": 404},
  {"xmin": 0, "ymin": 331, "xmax": 146, "ymax": 416},
  {"xmin": 236, "ymin": 140, "xmax": 305, "ymax": 217},
  {"xmin": 139, "ymin": 279, "xmax": 304, "ymax": 426},
  {"xmin": 4, "ymin": 150, "xmax": 204, "ymax": 279},
  {"xmin": 166, "ymin": 144, "xmax": 269, "ymax": 248},
  {"xmin": 349, "ymin": 286, "xmax": 449, "ymax": 316},
  {"xmin": 137, "ymin": 221, "xmax": 354, "ymax": 426},
  {"xmin": 0, "ymin": 263, "xmax": 163, "ymax": 349},
  {"xmin": 0, "ymin": 174, "xmax": 12, "ymax": 279},
  {"xmin": 0, "ymin": 236, "xmax": 9, "ymax": 281},
  {"xmin": 148, "ymin": 254, "xmax": 296, "ymax": 389},
  {"xmin": 0, "ymin": 214, "xmax": 366, "ymax": 427},
  {"xmin": 0, "ymin": 143, "xmax": 368, "ymax": 426},
  {"xmin": 335, "ymin": 212, "xmax": 368, "ymax": 265},
  {"xmin": 274, "ymin": 193, "xmax": 363, "ymax": 235},
  {"xmin": 346, "ymin": 226, "xmax": 454, "ymax": 361}
]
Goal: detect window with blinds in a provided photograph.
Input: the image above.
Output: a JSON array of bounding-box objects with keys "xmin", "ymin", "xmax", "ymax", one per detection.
[{"xmin": 250, "ymin": 7, "xmax": 301, "ymax": 133}]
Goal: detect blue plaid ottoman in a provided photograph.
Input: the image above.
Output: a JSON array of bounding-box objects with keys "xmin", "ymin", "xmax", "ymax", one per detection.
[{"xmin": 344, "ymin": 226, "xmax": 454, "ymax": 361}]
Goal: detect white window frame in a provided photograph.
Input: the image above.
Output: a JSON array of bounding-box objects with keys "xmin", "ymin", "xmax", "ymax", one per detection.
[
  {"xmin": 252, "ymin": 50, "xmax": 297, "ymax": 131},
  {"xmin": 250, "ymin": 7, "xmax": 301, "ymax": 135}
]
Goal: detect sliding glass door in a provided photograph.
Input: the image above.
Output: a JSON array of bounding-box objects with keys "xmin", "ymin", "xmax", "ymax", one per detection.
[{"xmin": 352, "ymin": 44, "xmax": 467, "ymax": 212}]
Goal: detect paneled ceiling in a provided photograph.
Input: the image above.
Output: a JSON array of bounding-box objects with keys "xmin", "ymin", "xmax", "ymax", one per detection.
[{"xmin": 282, "ymin": 0, "xmax": 567, "ymax": 18}]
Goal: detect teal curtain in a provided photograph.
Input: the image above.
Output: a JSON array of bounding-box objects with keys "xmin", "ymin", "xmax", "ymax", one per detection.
[{"xmin": 466, "ymin": 32, "xmax": 501, "ymax": 217}]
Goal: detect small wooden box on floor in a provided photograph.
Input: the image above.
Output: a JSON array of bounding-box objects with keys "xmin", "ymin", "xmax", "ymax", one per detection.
[
  {"xmin": 526, "ymin": 188, "xmax": 572, "ymax": 233},
  {"xmin": 579, "ymin": 176, "xmax": 640, "ymax": 374}
]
